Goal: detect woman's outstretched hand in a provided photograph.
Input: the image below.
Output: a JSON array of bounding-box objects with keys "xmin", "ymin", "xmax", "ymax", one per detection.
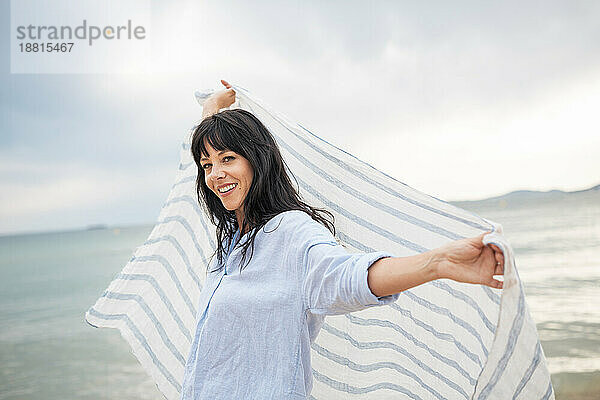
[
  {"xmin": 435, "ymin": 233, "xmax": 505, "ymax": 289},
  {"xmin": 202, "ymin": 79, "xmax": 236, "ymax": 118},
  {"xmin": 368, "ymin": 233, "xmax": 505, "ymax": 297}
]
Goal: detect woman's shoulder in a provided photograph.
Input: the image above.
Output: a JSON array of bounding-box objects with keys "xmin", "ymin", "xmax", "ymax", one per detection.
[
  {"xmin": 265, "ymin": 210, "xmax": 318, "ymax": 230},
  {"xmin": 263, "ymin": 210, "xmax": 334, "ymax": 244}
]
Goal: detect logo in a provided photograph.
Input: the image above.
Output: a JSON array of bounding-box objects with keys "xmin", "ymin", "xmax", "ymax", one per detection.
[
  {"xmin": 10, "ymin": 0, "xmax": 152, "ymax": 73},
  {"xmin": 15, "ymin": 19, "xmax": 146, "ymax": 46}
]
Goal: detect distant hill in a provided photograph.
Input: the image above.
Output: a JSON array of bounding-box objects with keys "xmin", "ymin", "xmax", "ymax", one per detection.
[
  {"xmin": 450, "ymin": 183, "xmax": 600, "ymax": 209},
  {"xmin": 86, "ymin": 224, "xmax": 108, "ymax": 230}
]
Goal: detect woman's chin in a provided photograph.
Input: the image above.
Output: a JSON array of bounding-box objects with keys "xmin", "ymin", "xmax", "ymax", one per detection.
[{"xmin": 221, "ymin": 202, "xmax": 238, "ymax": 212}]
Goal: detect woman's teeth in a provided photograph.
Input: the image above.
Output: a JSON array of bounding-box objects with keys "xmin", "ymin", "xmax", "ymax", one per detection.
[{"xmin": 218, "ymin": 183, "xmax": 237, "ymax": 194}]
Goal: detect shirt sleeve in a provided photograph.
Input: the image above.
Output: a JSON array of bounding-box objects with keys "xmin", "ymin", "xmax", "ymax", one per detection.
[{"xmin": 291, "ymin": 213, "xmax": 400, "ymax": 315}]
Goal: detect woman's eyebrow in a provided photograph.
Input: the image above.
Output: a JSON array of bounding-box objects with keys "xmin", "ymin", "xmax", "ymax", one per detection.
[{"xmin": 200, "ymin": 150, "xmax": 228, "ymax": 161}]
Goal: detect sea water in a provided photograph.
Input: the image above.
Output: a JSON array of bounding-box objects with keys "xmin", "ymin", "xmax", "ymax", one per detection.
[
  {"xmin": 0, "ymin": 193, "xmax": 598, "ymax": 399},
  {"xmin": 458, "ymin": 190, "xmax": 600, "ymax": 400}
]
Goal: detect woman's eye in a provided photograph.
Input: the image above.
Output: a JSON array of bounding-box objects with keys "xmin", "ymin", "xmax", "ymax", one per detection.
[
  {"xmin": 202, "ymin": 164, "xmax": 211, "ymax": 170},
  {"xmin": 223, "ymin": 156, "xmax": 234, "ymax": 162}
]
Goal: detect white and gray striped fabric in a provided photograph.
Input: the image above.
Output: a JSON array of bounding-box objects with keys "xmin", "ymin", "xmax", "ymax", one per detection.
[{"xmin": 85, "ymin": 85, "xmax": 554, "ymax": 399}]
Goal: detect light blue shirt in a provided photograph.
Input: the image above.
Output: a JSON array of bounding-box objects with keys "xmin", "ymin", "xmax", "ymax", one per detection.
[{"xmin": 180, "ymin": 210, "xmax": 400, "ymax": 399}]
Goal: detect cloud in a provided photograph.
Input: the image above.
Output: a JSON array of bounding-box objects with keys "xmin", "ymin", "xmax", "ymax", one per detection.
[
  {"xmin": 1, "ymin": 0, "xmax": 599, "ymax": 233},
  {"xmin": 0, "ymin": 158, "xmax": 175, "ymax": 234},
  {"xmin": 346, "ymin": 69, "xmax": 600, "ymax": 200}
]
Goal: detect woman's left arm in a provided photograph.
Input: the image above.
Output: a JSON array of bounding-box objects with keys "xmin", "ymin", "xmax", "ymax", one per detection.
[{"xmin": 367, "ymin": 233, "xmax": 505, "ymax": 297}]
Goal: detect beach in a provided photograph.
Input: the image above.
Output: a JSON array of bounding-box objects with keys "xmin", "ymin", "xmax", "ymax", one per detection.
[{"xmin": 0, "ymin": 191, "xmax": 598, "ymax": 399}]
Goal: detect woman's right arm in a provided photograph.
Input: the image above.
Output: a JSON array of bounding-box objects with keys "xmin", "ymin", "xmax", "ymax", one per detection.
[{"xmin": 202, "ymin": 79, "xmax": 236, "ymax": 118}]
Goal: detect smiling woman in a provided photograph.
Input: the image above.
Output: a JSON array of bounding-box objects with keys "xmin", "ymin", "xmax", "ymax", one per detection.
[
  {"xmin": 167, "ymin": 81, "xmax": 520, "ymax": 400},
  {"xmin": 190, "ymin": 94, "xmax": 337, "ymax": 274}
]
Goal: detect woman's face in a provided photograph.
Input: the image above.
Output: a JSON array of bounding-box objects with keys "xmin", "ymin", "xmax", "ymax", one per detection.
[{"xmin": 200, "ymin": 140, "xmax": 254, "ymax": 223}]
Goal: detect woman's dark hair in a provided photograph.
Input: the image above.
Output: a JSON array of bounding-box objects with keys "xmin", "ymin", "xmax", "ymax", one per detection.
[{"xmin": 190, "ymin": 109, "xmax": 335, "ymax": 274}]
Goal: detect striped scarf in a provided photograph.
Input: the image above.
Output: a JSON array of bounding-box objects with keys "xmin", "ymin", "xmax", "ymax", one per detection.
[{"xmin": 86, "ymin": 84, "xmax": 554, "ymax": 400}]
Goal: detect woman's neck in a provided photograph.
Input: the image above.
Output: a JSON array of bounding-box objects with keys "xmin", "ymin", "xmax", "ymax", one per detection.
[{"xmin": 235, "ymin": 209, "xmax": 250, "ymax": 236}]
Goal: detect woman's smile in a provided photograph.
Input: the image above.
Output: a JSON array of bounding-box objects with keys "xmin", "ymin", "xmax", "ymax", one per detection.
[{"xmin": 217, "ymin": 183, "xmax": 238, "ymax": 197}]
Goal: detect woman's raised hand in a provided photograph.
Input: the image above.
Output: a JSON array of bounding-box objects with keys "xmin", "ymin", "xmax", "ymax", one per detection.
[
  {"xmin": 213, "ymin": 79, "xmax": 236, "ymax": 109},
  {"xmin": 202, "ymin": 80, "xmax": 236, "ymax": 118},
  {"xmin": 435, "ymin": 233, "xmax": 505, "ymax": 289}
]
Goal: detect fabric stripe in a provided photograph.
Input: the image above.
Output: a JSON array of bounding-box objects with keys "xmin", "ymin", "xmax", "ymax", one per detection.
[
  {"xmin": 102, "ymin": 291, "xmax": 187, "ymax": 366},
  {"xmin": 312, "ymin": 368, "xmax": 424, "ymax": 399},
  {"xmin": 432, "ymin": 280, "xmax": 496, "ymax": 333},
  {"xmin": 172, "ymin": 174, "xmax": 195, "ymax": 188},
  {"xmin": 482, "ymin": 286, "xmax": 502, "ymax": 305},
  {"xmin": 276, "ymin": 134, "xmax": 464, "ymax": 241},
  {"xmin": 402, "ymin": 290, "xmax": 489, "ymax": 354},
  {"xmin": 131, "ymin": 255, "xmax": 197, "ymax": 318},
  {"xmin": 114, "ymin": 273, "xmax": 194, "ymax": 342},
  {"xmin": 512, "ymin": 342, "xmax": 542, "ymax": 399},
  {"xmin": 296, "ymin": 123, "xmax": 491, "ymax": 232},
  {"xmin": 86, "ymin": 307, "xmax": 182, "ymax": 393},
  {"xmin": 298, "ymin": 176, "xmax": 428, "ymax": 253},
  {"xmin": 389, "ymin": 303, "xmax": 484, "ymax": 364},
  {"xmin": 542, "ymin": 380, "xmax": 554, "ymax": 400},
  {"xmin": 312, "ymin": 342, "xmax": 448, "ymax": 400},
  {"xmin": 155, "ymin": 215, "xmax": 215, "ymax": 263},
  {"xmin": 346, "ymin": 313, "xmax": 477, "ymax": 384},
  {"xmin": 179, "ymin": 161, "xmax": 193, "ymax": 170},
  {"xmin": 142, "ymin": 234, "xmax": 203, "ymax": 290},
  {"xmin": 160, "ymin": 195, "xmax": 215, "ymax": 249},
  {"xmin": 477, "ymin": 290, "xmax": 526, "ymax": 399},
  {"xmin": 320, "ymin": 323, "xmax": 470, "ymax": 398}
]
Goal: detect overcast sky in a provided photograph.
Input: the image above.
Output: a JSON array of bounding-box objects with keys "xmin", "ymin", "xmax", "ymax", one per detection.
[{"xmin": 1, "ymin": 0, "xmax": 599, "ymax": 235}]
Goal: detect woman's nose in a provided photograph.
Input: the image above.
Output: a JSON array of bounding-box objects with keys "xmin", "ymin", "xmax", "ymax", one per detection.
[{"xmin": 208, "ymin": 164, "xmax": 226, "ymax": 180}]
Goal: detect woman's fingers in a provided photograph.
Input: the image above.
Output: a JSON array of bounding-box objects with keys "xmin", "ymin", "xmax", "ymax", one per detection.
[
  {"xmin": 494, "ymin": 249, "xmax": 504, "ymax": 264},
  {"xmin": 221, "ymin": 80, "xmax": 236, "ymax": 96},
  {"xmin": 487, "ymin": 243, "xmax": 504, "ymax": 288},
  {"xmin": 494, "ymin": 262, "xmax": 504, "ymax": 275},
  {"xmin": 489, "ymin": 279, "xmax": 503, "ymax": 289},
  {"xmin": 205, "ymin": 80, "xmax": 235, "ymax": 109},
  {"xmin": 486, "ymin": 243, "xmax": 504, "ymax": 274}
]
